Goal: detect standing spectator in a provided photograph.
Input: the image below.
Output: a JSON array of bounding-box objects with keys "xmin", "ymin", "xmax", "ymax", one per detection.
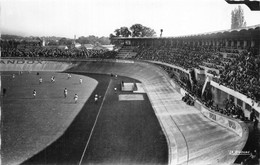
[{"xmin": 250, "ymin": 110, "xmax": 255, "ymax": 122}]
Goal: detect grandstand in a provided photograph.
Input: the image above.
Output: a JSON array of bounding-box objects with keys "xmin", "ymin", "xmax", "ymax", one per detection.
[
  {"xmin": 116, "ymin": 46, "xmax": 137, "ymax": 58},
  {"xmin": 112, "ymin": 24, "xmax": 260, "ymax": 121}
]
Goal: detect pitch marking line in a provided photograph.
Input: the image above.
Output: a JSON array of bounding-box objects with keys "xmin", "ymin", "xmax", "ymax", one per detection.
[{"xmin": 78, "ymin": 79, "xmax": 112, "ymax": 165}]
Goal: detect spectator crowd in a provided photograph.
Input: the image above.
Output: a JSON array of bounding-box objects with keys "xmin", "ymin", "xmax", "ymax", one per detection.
[
  {"xmin": 2, "ymin": 43, "xmax": 260, "ymax": 116},
  {"xmin": 218, "ymin": 51, "xmax": 260, "ymax": 102},
  {"xmin": 1, "ymin": 47, "xmax": 117, "ymax": 59},
  {"xmin": 133, "ymin": 44, "xmax": 260, "ymax": 124},
  {"xmin": 135, "ymin": 45, "xmax": 211, "ymax": 70},
  {"xmin": 134, "ymin": 45, "xmax": 260, "ymax": 104}
]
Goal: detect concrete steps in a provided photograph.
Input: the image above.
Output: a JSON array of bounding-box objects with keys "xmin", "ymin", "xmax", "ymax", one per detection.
[{"xmin": 116, "ymin": 46, "xmax": 137, "ymax": 59}]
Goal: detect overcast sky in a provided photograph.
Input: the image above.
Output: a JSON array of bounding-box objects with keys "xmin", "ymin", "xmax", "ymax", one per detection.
[{"xmin": 1, "ymin": 0, "xmax": 260, "ymax": 38}]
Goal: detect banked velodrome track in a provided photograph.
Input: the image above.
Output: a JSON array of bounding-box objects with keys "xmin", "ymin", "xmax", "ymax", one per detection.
[{"xmin": 1, "ymin": 59, "xmax": 248, "ymax": 165}]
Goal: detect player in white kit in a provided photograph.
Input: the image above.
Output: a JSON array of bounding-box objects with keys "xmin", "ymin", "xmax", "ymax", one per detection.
[
  {"xmin": 74, "ymin": 94, "xmax": 78, "ymax": 103},
  {"xmin": 79, "ymin": 78, "xmax": 83, "ymax": 84},
  {"xmin": 94, "ymin": 96, "xmax": 98, "ymax": 104},
  {"xmin": 51, "ymin": 76, "xmax": 55, "ymax": 83},
  {"xmin": 68, "ymin": 74, "xmax": 71, "ymax": 79},
  {"xmin": 33, "ymin": 90, "xmax": 36, "ymax": 98},
  {"xmin": 64, "ymin": 88, "xmax": 68, "ymax": 98},
  {"xmin": 39, "ymin": 77, "xmax": 43, "ymax": 84}
]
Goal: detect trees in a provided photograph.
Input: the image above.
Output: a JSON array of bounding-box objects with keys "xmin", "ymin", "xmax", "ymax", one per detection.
[
  {"xmin": 109, "ymin": 24, "xmax": 156, "ymax": 45},
  {"xmin": 58, "ymin": 37, "xmax": 73, "ymax": 45},
  {"xmin": 231, "ymin": 5, "xmax": 247, "ymax": 29},
  {"xmin": 130, "ymin": 24, "xmax": 156, "ymax": 37},
  {"xmin": 141, "ymin": 26, "xmax": 156, "ymax": 37},
  {"xmin": 111, "ymin": 24, "xmax": 156, "ymax": 38},
  {"xmin": 114, "ymin": 27, "xmax": 132, "ymax": 37},
  {"xmin": 76, "ymin": 36, "xmax": 90, "ymax": 44},
  {"xmin": 130, "ymin": 24, "xmax": 143, "ymax": 37}
]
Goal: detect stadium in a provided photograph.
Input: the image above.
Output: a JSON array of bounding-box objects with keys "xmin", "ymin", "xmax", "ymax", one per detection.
[
  {"xmin": 1, "ymin": 24, "xmax": 260, "ymax": 165},
  {"xmin": 1, "ymin": 1, "xmax": 260, "ymax": 165}
]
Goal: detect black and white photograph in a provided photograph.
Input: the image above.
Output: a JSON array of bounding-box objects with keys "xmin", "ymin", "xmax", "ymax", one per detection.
[{"xmin": 1, "ymin": 0, "xmax": 260, "ymax": 164}]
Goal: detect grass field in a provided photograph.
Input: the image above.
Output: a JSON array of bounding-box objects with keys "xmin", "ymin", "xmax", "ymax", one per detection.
[
  {"xmin": 2, "ymin": 71, "xmax": 168, "ymax": 165},
  {"xmin": 1, "ymin": 71, "xmax": 98, "ymax": 165}
]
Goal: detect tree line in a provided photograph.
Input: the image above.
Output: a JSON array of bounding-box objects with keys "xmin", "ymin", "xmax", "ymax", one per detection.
[
  {"xmin": 1, "ymin": 35, "xmax": 111, "ymax": 47},
  {"xmin": 110, "ymin": 23, "xmax": 156, "ymax": 38}
]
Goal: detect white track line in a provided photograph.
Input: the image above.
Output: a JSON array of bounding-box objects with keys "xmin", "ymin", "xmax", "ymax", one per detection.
[{"xmin": 78, "ymin": 79, "xmax": 112, "ymax": 165}]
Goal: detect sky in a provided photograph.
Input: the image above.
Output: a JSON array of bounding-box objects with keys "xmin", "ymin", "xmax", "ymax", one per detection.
[{"xmin": 1, "ymin": 0, "xmax": 260, "ymax": 38}]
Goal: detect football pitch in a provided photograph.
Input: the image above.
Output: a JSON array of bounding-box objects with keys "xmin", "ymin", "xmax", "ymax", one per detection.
[{"xmin": 1, "ymin": 71, "xmax": 168, "ymax": 165}]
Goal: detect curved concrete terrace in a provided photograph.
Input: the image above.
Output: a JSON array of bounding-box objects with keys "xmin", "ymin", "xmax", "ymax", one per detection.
[{"xmin": 1, "ymin": 58, "xmax": 248, "ymax": 165}]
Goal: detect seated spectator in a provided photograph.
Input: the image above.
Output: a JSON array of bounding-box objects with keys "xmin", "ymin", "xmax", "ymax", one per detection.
[{"xmin": 1, "ymin": 46, "xmax": 118, "ymax": 59}]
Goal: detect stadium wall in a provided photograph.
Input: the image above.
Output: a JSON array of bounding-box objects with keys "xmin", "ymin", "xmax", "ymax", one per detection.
[
  {"xmin": 211, "ymin": 80, "xmax": 260, "ymax": 120},
  {"xmin": 0, "ymin": 58, "xmax": 75, "ymax": 71}
]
